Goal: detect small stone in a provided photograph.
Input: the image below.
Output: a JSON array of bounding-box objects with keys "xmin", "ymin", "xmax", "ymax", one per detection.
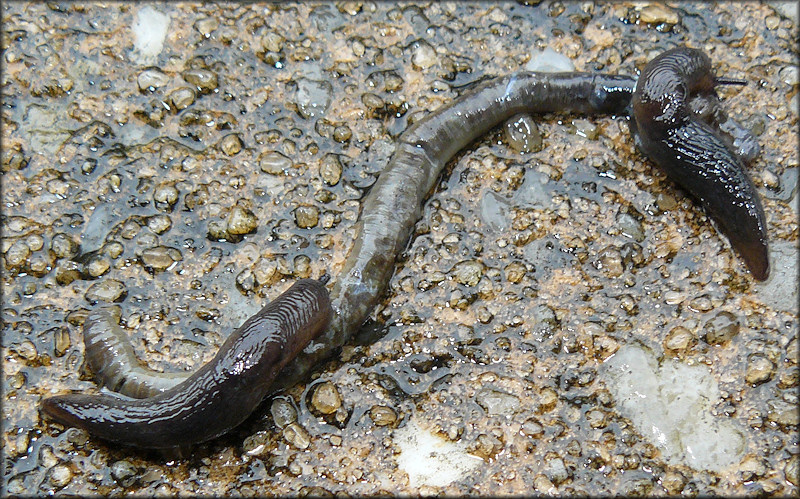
[
  {"xmin": 616, "ymin": 213, "xmax": 645, "ymax": 242},
  {"xmin": 596, "ymin": 246, "xmax": 623, "ymax": 277},
  {"xmin": 320, "ymin": 154, "xmax": 343, "ymax": 185},
  {"xmin": 452, "ymin": 260, "xmax": 484, "ymax": 286},
  {"xmin": 703, "ymin": 311, "xmax": 740, "ymax": 345},
  {"xmin": 84, "ymin": 279, "xmax": 127, "ymax": 304},
  {"xmin": 311, "ymin": 381, "xmax": 342, "ymax": 415},
  {"xmin": 86, "ymin": 255, "xmax": 110, "ymax": 277},
  {"xmin": 54, "ymin": 327, "xmax": 70, "ymax": 357},
  {"xmin": 50, "ymin": 233, "xmax": 78, "ymax": 259},
  {"xmin": 294, "ymin": 206, "xmax": 319, "ymax": 229},
  {"xmin": 283, "ymin": 422, "xmax": 311, "ymax": 449},
  {"xmin": 261, "ymin": 31, "xmax": 285, "ymax": 53},
  {"xmin": 571, "ymin": 118, "xmax": 599, "ymax": 140},
  {"xmin": 332, "ymin": 125, "xmax": 352, "ymax": 143},
  {"xmin": 55, "ymin": 261, "xmax": 81, "ymax": 285},
  {"xmin": 110, "ymin": 460, "xmax": 137, "ymax": 481},
  {"xmin": 504, "ymin": 113, "xmax": 542, "ymax": 153},
  {"xmin": 193, "ymin": 16, "xmax": 219, "ymax": 37},
  {"xmin": 786, "ymin": 455, "xmax": 799, "ymax": 487},
  {"xmin": 49, "ymin": 463, "xmax": 72, "ymax": 488},
  {"xmin": 472, "ymin": 433, "xmax": 502, "ymax": 459},
  {"xmin": 661, "ymin": 471, "xmax": 686, "ymax": 494},
  {"xmin": 270, "ymin": 397, "xmax": 298, "ymax": 428},
  {"xmin": 745, "ymin": 353, "xmax": 775, "ymax": 385},
  {"xmin": 521, "ymin": 419, "xmax": 544, "ymax": 438},
  {"xmin": 537, "ymin": 387, "xmax": 558, "ymax": 412},
  {"xmin": 182, "ymin": 68, "xmax": 218, "ymax": 92},
  {"xmin": 664, "ymin": 326, "xmax": 695, "ymax": 354},
  {"xmin": 242, "ymin": 431, "xmax": 269, "ymax": 456},
  {"xmin": 544, "ymin": 457, "xmax": 569, "ymax": 484},
  {"xmin": 219, "ymin": 134, "xmax": 243, "ymax": 156},
  {"xmin": 638, "ymin": 4, "xmax": 679, "ymax": 24},
  {"xmin": 137, "ymin": 68, "xmax": 170, "ymax": 91},
  {"xmin": 226, "ymin": 206, "xmax": 258, "ymax": 235},
  {"xmin": 207, "ymin": 220, "xmax": 227, "ymax": 240},
  {"xmin": 411, "ymin": 39, "xmax": 437, "ymax": 69},
  {"xmin": 168, "ymin": 87, "xmax": 196, "ymax": 110},
  {"xmin": 5, "ymin": 239, "xmax": 30, "ymax": 268},
  {"xmin": 140, "ymin": 246, "xmax": 177, "ymax": 271},
  {"xmin": 153, "ymin": 184, "xmax": 179, "ymax": 207},
  {"xmin": 369, "ymin": 405, "xmax": 397, "ymax": 426},
  {"xmin": 147, "ymin": 214, "xmax": 172, "ymax": 234},
  {"xmin": 259, "ymin": 151, "xmax": 292, "ymax": 175},
  {"xmin": 504, "ymin": 261, "xmax": 527, "ymax": 283},
  {"xmin": 476, "ymin": 388, "xmax": 520, "ymax": 416}
]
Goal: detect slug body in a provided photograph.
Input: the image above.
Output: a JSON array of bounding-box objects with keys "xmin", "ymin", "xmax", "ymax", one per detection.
[
  {"xmin": 631, "ymin": 47, "xmax": 769, "ymax": 279},
  {"xmin": 41, "ymin": 279, "xmax": 331, "ymax": 449}
]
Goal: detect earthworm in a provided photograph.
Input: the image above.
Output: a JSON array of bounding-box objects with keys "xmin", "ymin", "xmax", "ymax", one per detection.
[
  {"xmin": 631, "ymin": 47, "xmax": 769, "ymax": 280},
  {"xmin": 40, "ymin": 47, "xmax": 767, "ymax": 449},
  {"xmin": 41, "ymin": 279, "xmax": 331, "ymax": 449}
]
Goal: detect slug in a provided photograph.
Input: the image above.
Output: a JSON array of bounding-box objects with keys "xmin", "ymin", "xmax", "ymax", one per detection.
[
  {"xmin": 41, "ymin": 47, "xmax": 767, "ymax": 450},
  {"xmin": 41, "ymin": 278, "xmax": 331, "ymax": 449},
  {"xmin": 631, "ymin": 47, "xmax": 769, "ymax": 280}
]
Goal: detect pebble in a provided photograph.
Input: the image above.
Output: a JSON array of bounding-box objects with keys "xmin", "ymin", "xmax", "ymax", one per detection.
[
  {"xmin": 664, "ymin": 325, "xmax": 695, "ymax": 354},
  {"xmin": 616, "ymin": 213, "xmax": 645, "ymax": 242},
  {"xmin": 411, "ymin": 39, "xmax": 437, "ymax": 69},
  {"xmin": 369, "ymin": 405, "xmax": 397, "ymax": 426},
  {"xmin": 786, "ymin": 455, "xmax": 799, "ymax": 487},
  {"xmin": 703, "ymin": 311, "xmax": 740, "ymax": 345},
  {"xmin": 147, "ymin": 214, "xmax": 172, "ymax": 234},
  {"xmin": 226, "ymin": 206, "xmax": 258, "ymax": 235},
  {"xmin": 5, "ymin": 239, "xmax": 30, "ymax": 268},
  {"xmin": 311, "ymin": 381, "xmax": 342, "ymax": 415},
  {"xmin": 137, "ymin": 68, "xmax": 170, "ymax": 91},
  {"xmin": 50, "ymin": 233, "xmax": 79, "ymax": 259},
  {"xmin": 193, "ymin": 16, "xmax": 219, "ymax": 38},
  {"xmin": 86, "ymin": 254, "xmax": 110, "ymax": 277},
  {"xmin": 504, "ymin": 114, "xmax": 542, "ymax": 153},
  {"xmin": 472, "ymin": 433, "xmax": 502, "ymax": 459},
  {"xmin": 153, "ymin": 184, "xmax": 179, "ymax": 207},
  {"xmin": 140, "ymin": 246, "xmax": 179, "ymax": 271},
  {"xmin": 332, "ymin": 125, "xmax": 352, "ymax": 143},
  {"xmin": 660, "ymin": 470, "xmax": 686, "ymax": 494},
  {"xmin": 745, "ymin": 354, "xmax": 775, "ymax": 385},
  {"xmin": 261, "ymin": 31, "xmax": 284, "ymax": 53},
  {"xmin": 475, "ymin": 388, "xmax": 520, "ymax": 416},
  {"xmin": 294, "ymin": 206, "xmax": 319, "ymax": 229},
  {"xmin": 168, "ymin": 87, "xmax": 196, "ymax": 110},
  {"xmin": 270, "ymin": 397, "xmax": 298, "ymax": 428},
  {"xmin": 544, "ymin": 457, "xmax": 569, "ymax": 484},
  {"xmin": 571, "ymin": 118, "xmax": 599, "ymax": 140},
  {"xmin": 242, "ymin": 431, "xmax": 269, "ymax": 456},
  {"xmin": 53, "ymin": 327, "xmax": 70, "ymax": 357},
  {"xmin": 283, "ymin": 422, "xmax": 311, "ymax": 450},
  {"xmin": 55, "ymin": 261, "xmax": 81, "ymax": 285},
  {"xmin": 596, "ymin": 246, "xmax": 624, "ymax": 277},
  {"xmin": 259, "ymin": 151, "xmax": 293, "ymax": 175},
  {"xmin": 319, "ymin": 154, "xmax": 343, "ymax": 185},
  {"xmin": 504, "ymin": 261, "xmax": 526, "ymax": 283},
  {"xmin": 521, "ymin": 419, "xmax": 544, "ymax": 438},
  {"xmin": 537, "ymin": 387, "xmax": 558, "ymax": 412},
  {"xmin": 638, "ymin": 4, "xmax": 679, "ymax": 25},
  {"xmin": 182, "ymin": 68, "xmax": 219, "ymax": 92},
  {"xmin": 452, "ymin": 260, "xmax": 484, "ymax": 286},
  {"xmin": 84, "ymin": 279, "xmax": 127, "ymax": 303},
  {"xmin": 219, "ymin": 134, "xmax": 243, "ymax": 156},
  {"xmin": 110, "ymin": 460, "xmax": 137, "ymax": 482},
  {"xmin": 49, "ymin": 463, "xmax": 72, "ymax": 488}
]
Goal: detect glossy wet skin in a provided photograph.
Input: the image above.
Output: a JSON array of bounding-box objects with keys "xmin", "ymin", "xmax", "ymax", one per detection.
[
  {"xmin": 41, "ymin": 279, "xmax": 331, "ymax": 449},
  {"xmin": 40, "ymin": 46, "xmax": 767, "ymax": 451},
  {"xmin": 631, "ymin": 47, "xmax": 769, "ymax": 280}
]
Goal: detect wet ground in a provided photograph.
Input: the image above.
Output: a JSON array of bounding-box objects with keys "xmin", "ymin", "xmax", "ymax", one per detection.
[{"xmin": 2, "ymin": 1, "xmax": 798, "ymax": 496}]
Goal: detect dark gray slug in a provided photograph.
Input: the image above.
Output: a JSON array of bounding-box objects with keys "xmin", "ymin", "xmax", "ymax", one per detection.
[{"xmin": 40, "ymin": 46, "xmax": 767, "ymax": 450}]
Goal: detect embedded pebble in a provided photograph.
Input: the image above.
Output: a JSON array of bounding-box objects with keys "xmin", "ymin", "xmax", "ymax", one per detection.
[
  {"xmin": 110, "ymin": 460, "xmax": 137, "ymax": 482},
  {"xmin": 84, "ymin": 279, "xmax": 127, "ymax": 303},
  {"xmin": 137, "ymin": 68, "xmax": 170, "ymax": 91},
  {"xmin": 270, "ymin": 398, "xmax": 298, "ymax": 428},
  {"xmin": 5, "ymin": 239, "xmax": 30, "ymax": 268},
  {"xmin": 219, "ymin": 134, "xmax": 243, "ymax": 156},
  {"xmin": 452, "ymin": 260, "xmax": 484, "ymax": 286},
  {"xmin": 293, "ymin": 77, "xmax": 332, "ymax": 119},
  {"xmin": 50, "ymin": 233, "xmax": 78, "ymax": 259},
  {"xmin": 54, "ymin": 327, "xmax": 70, "ymax": 357},
  {"xmin": 49, "ymin": 464, "xmax": 72, "ymax": 488},
  {"xmin": 745, "ymin": 354, "xmax": 775, "ymax": 385},
  {"xmin": 703, "ymin": 311, "xmax": 740, "ymax": 345},
  {"xmin": 638, "ymin": 4, "xmax": 679, "ymax": 24},
  {"xmin": 544, "ymin": 457, "xmax": 569, "ymax": 485},
  {"xmin": 664, "ymin": 326, "xmax": 695, "ymax": 354},
  {"xmin": 283, "ymin": 422, "xmax": 311, "ymax": 449},
  {"xmin": 168, "ymin": 87, "xmax": 196, "ymax": 110},
  {"xmin": 294, "ymin": 206, "xmax": 319, "ymax": 229},
  {"xmin": 616, "ymin": 213, "xmax": 645, "ymax": 242},
  {"xmin": 504, "ymin": 114, "xmax": 542, "ymax": 153},
  {"xmin": 311, "ymin": 381, "xmax": 342, "ymax": 414},
  {"xmin": 153, "ymin": 184, "xmax": 179, "ymax": 207},
  {"xmin": 140, "ymin": 246, "xmax": 179, "ymax": 271},
  {"xmin": 320, "ymin": 154, "xmax": 342, "ymax": 185},
  {"xmin": 182, "ymin": 68, "xmax": 219, "ymax": 92},
  {"xmin": 259, "ymin": 151, "xmax": 292, "ymax": 174},
  {"xmin": 571, "ymin": 118, "xmax": 599, "ymax": 140},
  {"xmin": 475, "ymin": 388, "xmax": 520, "ymax": 416},
  {"xmin": 369, "ymin": 405, "xmax": 398, "ymax": 426},
  {"xmin": 411, "ymin": 39, "xmax": 437, "ymax": 69},
  {"xmin": 226, "ymin": 206, "xmax": 258, "ymax": 235},
  {"xmin": 147, "ymin": 214, "xmax": 172, "ymax": 234}
]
